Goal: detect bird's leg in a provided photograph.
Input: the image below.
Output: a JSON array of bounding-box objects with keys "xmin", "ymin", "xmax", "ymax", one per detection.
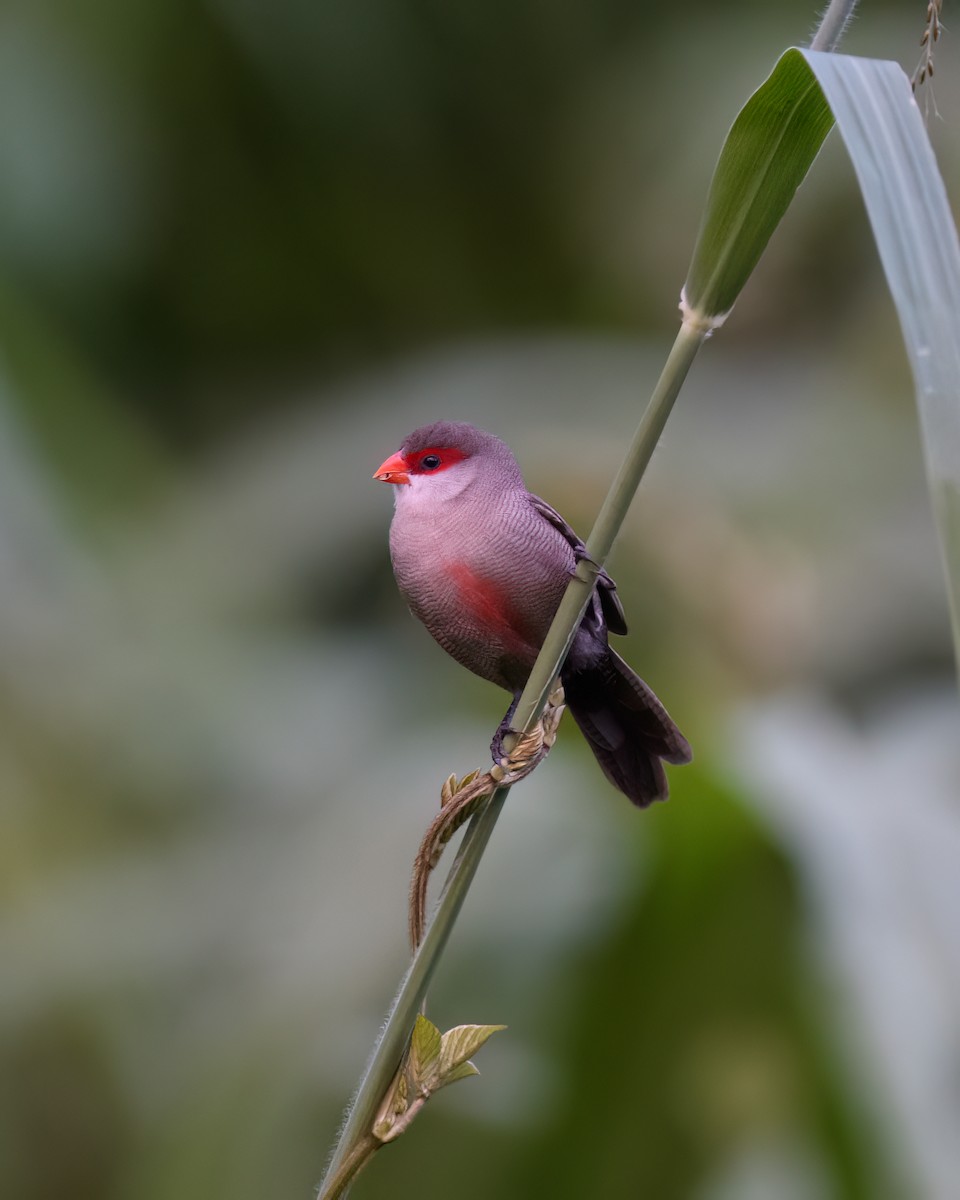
[{"xmin": 490, "ymin": 694, "xmax": 520, "ymax": 767}]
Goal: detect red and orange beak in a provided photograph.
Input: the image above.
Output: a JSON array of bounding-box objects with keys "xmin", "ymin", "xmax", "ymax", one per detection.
[{"xmin": 373, "ymin": 451, "xmax": 410, "ymax": 485}]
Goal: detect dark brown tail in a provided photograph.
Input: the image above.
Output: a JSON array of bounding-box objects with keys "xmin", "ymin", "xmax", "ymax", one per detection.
[{"xmin": 562, "ymin": 649, "xmax": 691, "ymax": 807}]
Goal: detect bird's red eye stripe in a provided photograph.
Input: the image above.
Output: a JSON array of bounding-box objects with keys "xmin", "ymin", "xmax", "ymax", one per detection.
[{"xmin": 405, "ymin": 446, "xmax": 468, "ymax": 474}]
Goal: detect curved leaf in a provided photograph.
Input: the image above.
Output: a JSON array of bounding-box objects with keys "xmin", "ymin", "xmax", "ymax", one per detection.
[{"xmin": 682, "ymin": 49, "xmax": 834, "ymax": 326}]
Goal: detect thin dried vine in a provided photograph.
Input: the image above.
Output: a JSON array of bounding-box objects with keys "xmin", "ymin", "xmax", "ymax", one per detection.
[{"xmin": 408, "ymin": 685, "xmax": 566, "ymax": 949}]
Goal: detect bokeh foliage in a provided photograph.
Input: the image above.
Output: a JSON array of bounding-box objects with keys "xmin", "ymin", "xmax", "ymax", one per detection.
[{"xmin": 0, "ymin": 2, "xmax": 956, "ymax": 1200}]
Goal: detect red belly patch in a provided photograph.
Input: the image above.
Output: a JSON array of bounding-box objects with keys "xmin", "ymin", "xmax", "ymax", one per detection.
[{"xmin": 447, "ymin": 562, "xmax": 533, "ymax": 655}]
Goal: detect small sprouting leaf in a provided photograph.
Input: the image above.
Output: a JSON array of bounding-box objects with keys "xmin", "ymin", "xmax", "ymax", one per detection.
[
  {"xmin": 437, "ymin": 1060, "xmax": 480, "ymax": 1088},
  {"xmin": 370, "ymin": 1020, "xmax": 502, "ymax": 1144},
  {"xmin": 408, "ymin": 1014, "xmax": 442, "ymax": 1086},
  {"xmin": 438, "ymin": 1024, "xmax": 506, "ymax": 1078}
]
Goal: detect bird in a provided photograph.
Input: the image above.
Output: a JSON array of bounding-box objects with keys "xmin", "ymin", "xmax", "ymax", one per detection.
[{"xmin": 374, "ymin": 421, "xmax": 691, "ymax": 806}]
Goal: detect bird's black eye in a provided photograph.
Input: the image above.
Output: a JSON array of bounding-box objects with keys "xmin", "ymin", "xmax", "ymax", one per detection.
[{"xmin": 421, "ymin": 454, "xmax": 442, "ymax": 470}]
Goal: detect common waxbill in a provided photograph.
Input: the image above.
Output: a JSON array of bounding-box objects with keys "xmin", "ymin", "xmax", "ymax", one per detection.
[{"xmin": 374, "ymin": 421, "xmax": 691, "ymax": 806}]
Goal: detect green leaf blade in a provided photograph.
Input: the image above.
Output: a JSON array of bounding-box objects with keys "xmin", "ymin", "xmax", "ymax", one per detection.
[
  {"xmin": 798, "ymin": 49, "xmax": 960, "ymax": 664},
  {"xmin": 685, "ymin": 43, "xmax": 960, "ymax": 664},
  {"xmin": 683, "ymin": 48, "xmax": 835, "ymax": 325}
]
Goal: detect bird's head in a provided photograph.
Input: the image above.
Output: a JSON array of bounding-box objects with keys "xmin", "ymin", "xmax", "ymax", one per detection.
[{"xmin": 373, "ymin": 421, "xmax": 523, "ymax": 502}]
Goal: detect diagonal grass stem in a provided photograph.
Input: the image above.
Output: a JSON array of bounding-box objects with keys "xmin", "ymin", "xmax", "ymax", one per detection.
[{"xmin": 318, "ymin": 320, "xmax": 705, "ymax": 1197}]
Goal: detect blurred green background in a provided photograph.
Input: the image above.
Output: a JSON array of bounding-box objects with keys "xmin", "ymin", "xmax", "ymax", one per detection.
[{"xmin": 1, "ymin": 2, "xmax": 957, "ymax": 1198}]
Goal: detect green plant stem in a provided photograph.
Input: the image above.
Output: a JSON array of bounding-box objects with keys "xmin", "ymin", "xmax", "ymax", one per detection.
[
  {"xmin": 318, "ymin": 320, "xmax": 705, "ymax": 1198},
  {"xmin": 810, "ymin": 0, "xmax": 859, "ymax": 53},
  {"xmin": 510, "ymin": 321, "xmax": 706, "ymax": 736},
  {"xmin": 320, "ymin": 1135, "xmax": 380, "ymax": 1200},
  {"xmin": 319, "ymin": 788, "xmax": 511, "ymax": 1199}
]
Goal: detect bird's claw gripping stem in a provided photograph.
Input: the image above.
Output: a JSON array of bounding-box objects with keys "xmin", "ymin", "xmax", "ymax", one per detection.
[
  {"xmin": 490, "ymin": 684, "xmax": 564, "ymax": 780},
  {"xmin": 573, "ymin": 545, "xmax": 601, "ymax": 573}
]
